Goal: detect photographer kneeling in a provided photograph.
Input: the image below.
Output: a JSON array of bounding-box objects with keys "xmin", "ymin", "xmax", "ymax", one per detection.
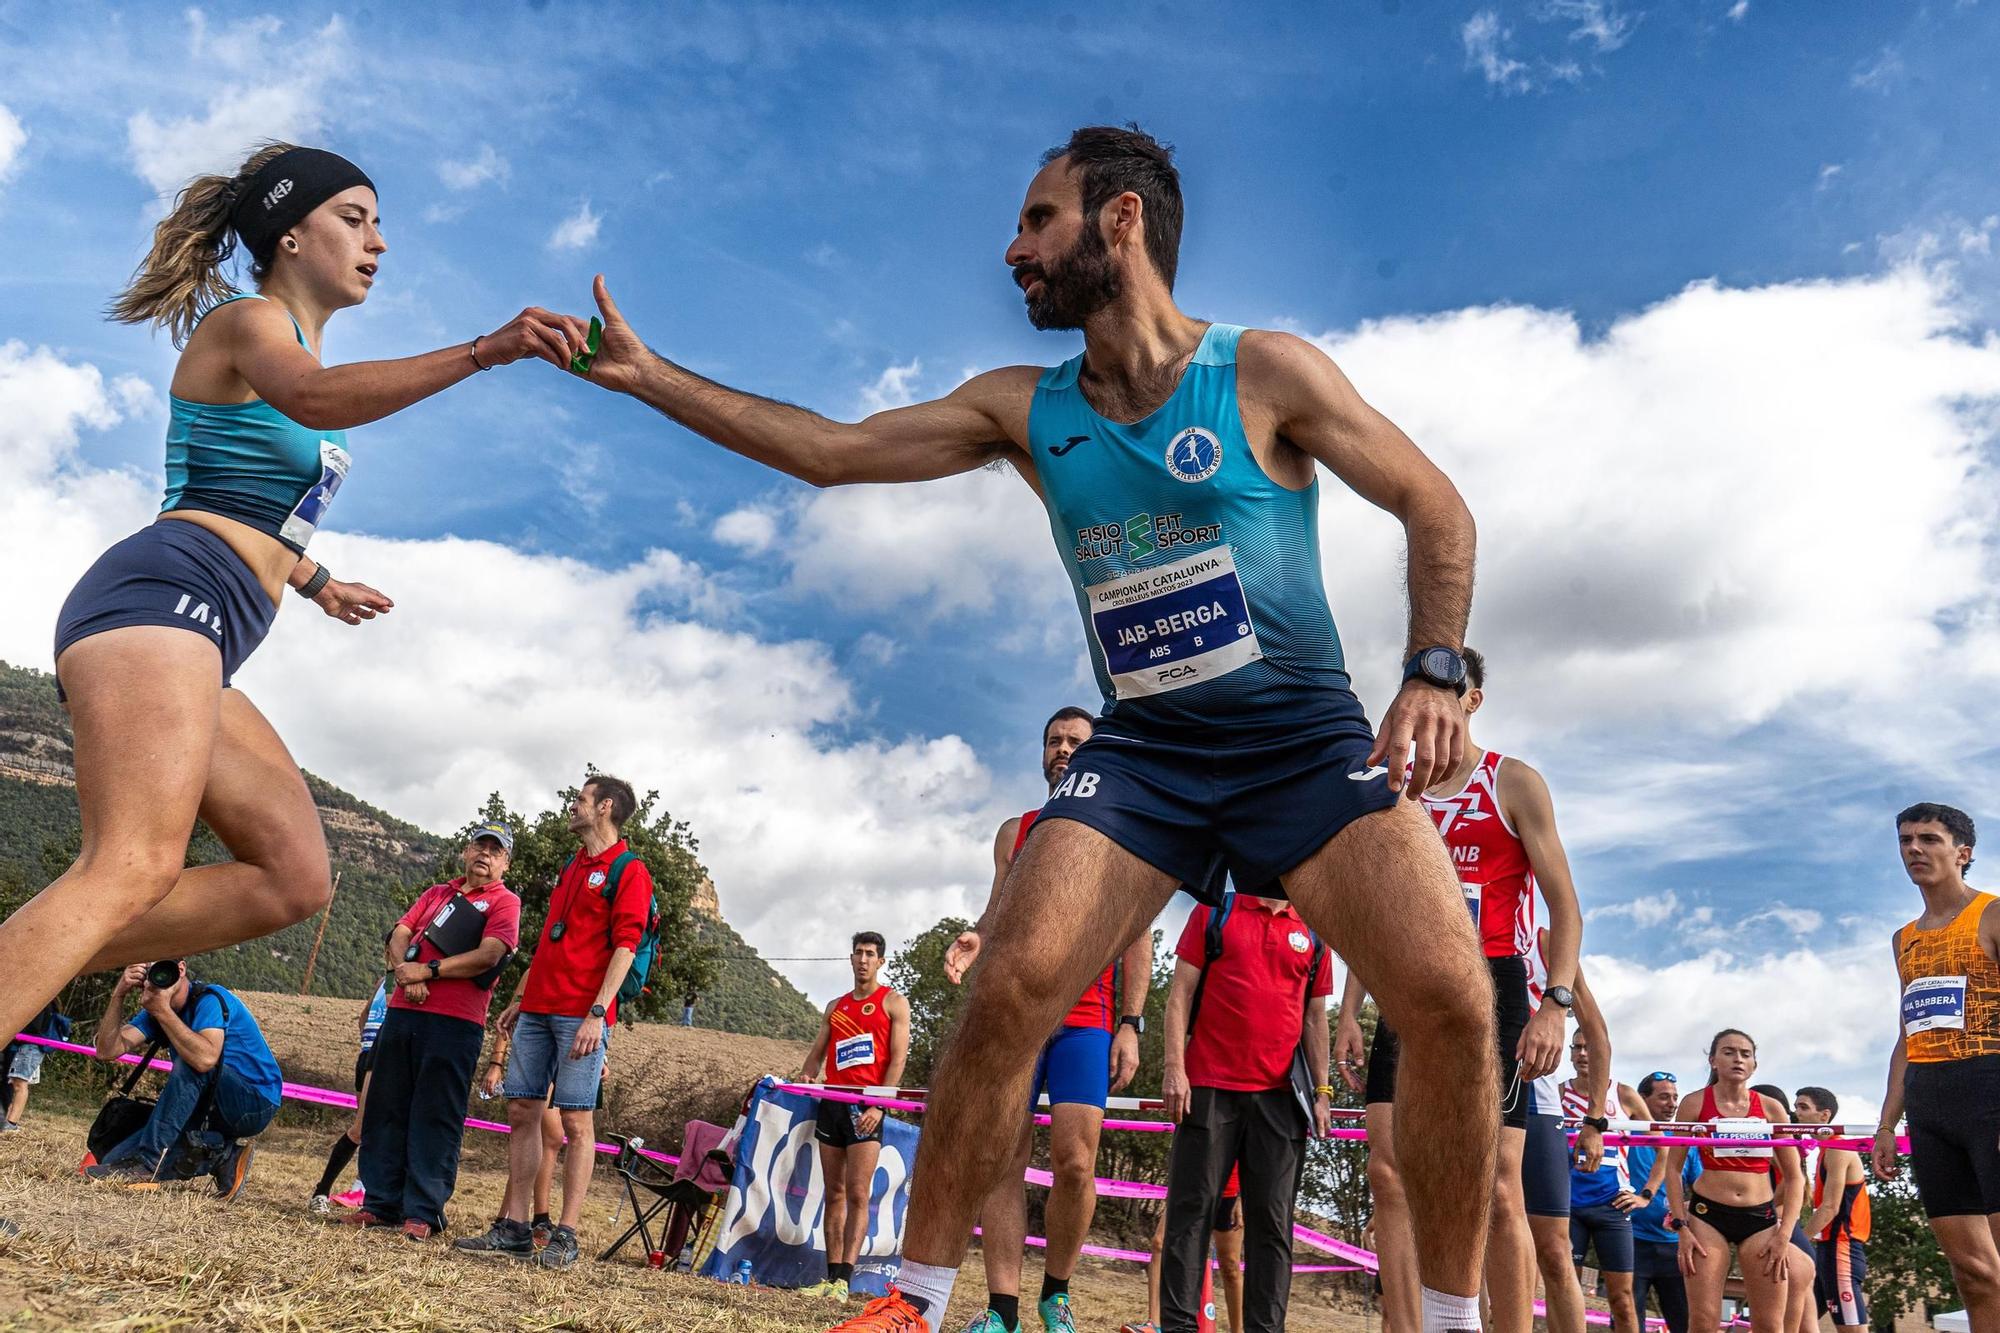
[{"xmin": 87, "ymin": 960, "xmax": 282, "ymax": 1199}]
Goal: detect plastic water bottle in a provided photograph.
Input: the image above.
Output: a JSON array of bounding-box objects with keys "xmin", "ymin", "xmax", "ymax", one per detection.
[{"xmin": 731, "ymin": 1260, "xmax": 753, "ymax": 1285}]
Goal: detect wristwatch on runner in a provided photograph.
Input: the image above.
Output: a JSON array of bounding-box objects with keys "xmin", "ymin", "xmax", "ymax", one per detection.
[
  {"xmin": 1545, "ymin": 984, "xmax": 1576, "ymax": 1009},
  {"xmin": 589, "ymin": 1003, "xmax": 607, "ymax": 1019},
  {"xmin": 1582, "ymin": 1114, "xmax": 1610, "ymax": 1132},
  {"xmin": 1404, "ymin": 646, "xmax": 1468, "ymax": 692},
  {"xmin": 1118, "ymin": 1015, "xmax": 1145, "ymax": 1035},
  {"xmin": 426, "ymin": 959, "xmax": 441, "ymax": 980}
]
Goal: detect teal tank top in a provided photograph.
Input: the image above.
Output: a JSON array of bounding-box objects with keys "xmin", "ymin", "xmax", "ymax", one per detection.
[
  {"xmin": 162, "ymin": 294, "xmax": 350, "ymax": 553},
  {"xmin": 1029, "ymin": 323, "xmax": 1367, "ymax": 736}
]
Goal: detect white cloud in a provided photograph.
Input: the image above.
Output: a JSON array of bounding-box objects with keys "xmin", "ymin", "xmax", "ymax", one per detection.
[
  {"xmin": 548, "ymin": 199, "xmax": 602, "ymax": 252},
  {"xmin": 857, "ymin": 358, "xmax": 924, "ymax": 415},
  {"xmin": 1586, "ymin": 889, "xmax": 1686, "ymax": 929},
  {"xmin": 1851, "ymin": 47, "xmax": 1905, "ymax": 92},
  {"xmin": 0, "ymin": 104, "xmax": 26, "ymax": 187},
  {"xmin": 1727, "ymin": 0, "xmax": 1749, "ymax": 20},
  {"xmin": 1462, "ymin": 11, "xmax": 1532, "ymax": 93},
  {"xmin": 712, "ymin": 505, "xmax": 781, "ymax": 553},
  {"xmin": 125, "ymin": 15, "xmax": 347, "ymax": 201},
  {"xmin": 1538, "ymin": 0, "xmax": 1639, "ymax": 52},
  {"xmin": 1816, "ymin": 163, "xmax": 1842, "ymax": 190},
  {"xmin": 0, "ymin": 343, "xmax": 1014, "ymax": 1003},
  {"xmin": 439, "ymin": 144, "xmax": 509, "ymax": 192}
]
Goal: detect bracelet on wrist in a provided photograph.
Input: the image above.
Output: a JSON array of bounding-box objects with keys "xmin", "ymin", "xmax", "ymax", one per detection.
[
  {"xmin": 469, "ymin": 336, "xmax": 489, "ymax": 372},
  {"xmin": 1314, "ymin": 1085, "xmax": 1336, "ymax": 1097},
  {"xmin": 295, "ymin": 564, "xmax": 332, "ymax": 599}
]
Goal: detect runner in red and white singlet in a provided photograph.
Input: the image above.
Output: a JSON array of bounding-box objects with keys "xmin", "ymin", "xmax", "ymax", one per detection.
[
  {"xmin": 1336, "ymin": 649, "xmax": 1588, "ymax": 1333},
  {"xmin": 946, "ymin": 707, "xmax": 1153, "ymax": 1333}
]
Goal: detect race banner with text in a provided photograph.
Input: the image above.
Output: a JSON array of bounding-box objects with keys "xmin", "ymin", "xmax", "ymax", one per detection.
[{"xmin": 700, "ymin": 1077, "xmax": 917, "ymax": 1295}]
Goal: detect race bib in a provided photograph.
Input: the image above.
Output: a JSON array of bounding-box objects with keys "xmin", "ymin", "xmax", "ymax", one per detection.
[
  {"xmin": 1085, "ymin": 546, "xmax": 1262, "ymax": 698},
  {"xmin": 1902, "ymin": 974, "xmax": 1968, "ymax": 1034},
  {"xmin": 834, "ymin": 1034, "xmax": 878, "ymax": 1072},
  {"xmin": 1710, "ymin": 1116, "xmax": 1774, "ymax": 1159},
  {"xmin": 279, "ymin": 440, "xmax": 351, "ymax": 549},
  {"xmin": 1461, "ymin": 880, "xmax": 1482, "ymax": 928}
]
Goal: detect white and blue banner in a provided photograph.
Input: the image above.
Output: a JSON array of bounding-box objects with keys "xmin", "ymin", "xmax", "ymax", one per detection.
[{"xmin": 700, "ymin": 1078, "xmax": 917, "ymax": 1295}]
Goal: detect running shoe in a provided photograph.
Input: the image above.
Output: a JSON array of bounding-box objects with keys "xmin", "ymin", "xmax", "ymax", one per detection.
[
  {"xmin": 955, "ymin": 1312, "xmax": 1012, "ymax": 1332},
  {"xmin": 1, "ymin": 1121, "xmax": 21, "ymax": 1134},
  {"xmin": 452, "ymin": 1218, "xmax": 533, "ymax": 1258},
  {"xmin": 212, "ymin": 1142, "xmax": 255, "ymax": 1201},
  {"xmin": 531, "ymin": 1214, "xmax": 554, "ymax": 1247},
  {"xmin": 330, "ymin": 1186, "xmax": 366, "ymax": 1208},
  {"xmin": 826, "ymin": 1288, "xmax": 931, "ymax": 1331},
  {"xmin": 1037, "ymin": 1293, "xmax": 1077, "ymax": 1333},
  {"xmin": 1119, "ymin": 1323, "xmax": 1161, "ymax": 1333},
  {"xmin": 804, "ymin": 1279, "xmax": 852, "ymax": 1301},
  {"xmin": 402, "ymin": 1219, "xmax": 435, "ymax": 1241},
  {"xmin": 82, "ymin": 1161, "xmax": 158, "ymax": 1190},
  {"xmin": 308, "ymin": 1194, "xmax": 332, "ymax": 1216},
  {"xmin": 335, "ymin": 1209, "xmax": 397, "ymax": 1229},
  {"xmin": 536, "ymin": 1223, "xmax": 580, "ymax": 1269}
]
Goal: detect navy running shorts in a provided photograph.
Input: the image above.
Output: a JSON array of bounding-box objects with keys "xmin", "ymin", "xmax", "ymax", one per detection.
[
  {"xmin": 1522, "ymin": 1112, "xmax": 1571, "ymax": 1218},
  {"xmin": 814, "ymin": 1097, "xmax": 883, "ymax": 1149},
  {"xmin": 1571, "ymin": 1201, "xmax": 1636, "ymax": 1273},
  {"xmin": 54, "ymin": 521, "xmax": 276, "ymax": 694},
  {"xmin": 1035, "ymin": 714, "xmax": 1395, "ymax": 901},
  {"xmin": 1031, "ymin": 1024, "xmax": 1112, "ymax": 1111},
  {"xmin": 1363, "ymin": 956, "xmax": 1529, "ymax": 1130},
  {"xmin": 1815, "ymin": 1235, "xmax": 1869, "ymax": 1326}
]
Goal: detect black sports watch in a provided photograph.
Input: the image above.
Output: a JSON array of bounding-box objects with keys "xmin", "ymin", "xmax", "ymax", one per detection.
[
  {"xmin": 1118, "ymin": 1015, "xmax": 1145, "ymax": 1035},
  {"xmin": 1404, "ymin": 646, "xmax": 1468, "ymax": 692},
  {"xmin": 426, "ymin": 959, "xmax": 441, "ymax": 980},
  {"xmin": 589, "ymin": 1003, "xmax": 608, "ymax": 1019},
  {"xmin": 1582, "ymin": 1114, "xmax": 1610, "ymax": 1133},
  {"xmin": 1545, "ymin": 984, "xmax": 1576, "ymax": 1010}
]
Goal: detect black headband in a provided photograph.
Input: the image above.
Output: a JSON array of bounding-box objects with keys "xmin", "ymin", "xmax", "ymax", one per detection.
[{"xmin": 229, "ymin": 147, "xmax": 376, "ymax": 265}]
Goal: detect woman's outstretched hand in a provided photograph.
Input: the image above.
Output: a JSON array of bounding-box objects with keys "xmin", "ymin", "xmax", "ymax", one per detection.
[{"xmin": 479, "ymin": 308, "xmax": 591, "ymax": 369}]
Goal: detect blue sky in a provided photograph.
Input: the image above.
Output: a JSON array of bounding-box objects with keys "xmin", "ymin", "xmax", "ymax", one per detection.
[{"xmin": 4, "ymin": 1, "xmax": 1999, "ymax": 1119}]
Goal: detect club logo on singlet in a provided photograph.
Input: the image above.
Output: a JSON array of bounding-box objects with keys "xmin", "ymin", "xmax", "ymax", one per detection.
[
  {"xmin": 1287, "ymin": 930, "xmax": 1310, "ymax": 953},
  {"xmin": 1163, "ymin": 427, "xmax": 1222, "ymax": 483}
]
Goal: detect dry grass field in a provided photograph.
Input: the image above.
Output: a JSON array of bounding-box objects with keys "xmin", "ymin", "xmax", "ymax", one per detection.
[{"xmin": 0, "ymin": 992, "xmax": 1383, "ymax": 1331}]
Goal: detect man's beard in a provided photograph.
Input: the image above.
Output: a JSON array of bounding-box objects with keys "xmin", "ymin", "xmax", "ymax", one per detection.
[{"xmin": 1020, "ymin": 223, "xmax": 1122, "ymax": 331}]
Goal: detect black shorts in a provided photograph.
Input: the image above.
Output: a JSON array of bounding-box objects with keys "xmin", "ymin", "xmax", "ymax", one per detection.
[
  {"xmin": 1905, "ymin": 1053, "xmax": 2000, "ymax": 1218},
  {"xmin": 814, "ymin": 1097, "xmax": 882, "ymax": 1149},
  {"xmin": 1212, "ymin": 1190, "xmax": 1241, "ymax": 1233},
  {"xmin": 1364, "ymin": 955, "xmax": 1528, "ymax": 1130},
  {"xmin": 1687, "ymin": 1192, "xmax": 1778, "ymax": 1247},
  {"xmin": 354, "ymin": 1049, "xmax": 375, "ymax": 1092},
  {"xmin": 1570, "ymin": 1201, "xmax": 1635, "ymax": 1273},
  {"xmin": 1036, "ymin": 713, "xmax": 1394, "ymax": 903},
  {"xmin": 1522, "ymin": 1112, "xmax": 1570, "ymax": 1217},
  {"xmin": 54, "ymin": 522, "xmax": 276, "ymax": 695}
]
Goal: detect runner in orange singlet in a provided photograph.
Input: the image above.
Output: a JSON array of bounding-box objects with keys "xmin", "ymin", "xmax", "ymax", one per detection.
[
  {"xmin": 1871, "ymin": 803, "xmax": 2000, "ymax": 1331},
  {"xmin": 945, "ymin": 706, "xmax": 1153, "ymax": 1333}
]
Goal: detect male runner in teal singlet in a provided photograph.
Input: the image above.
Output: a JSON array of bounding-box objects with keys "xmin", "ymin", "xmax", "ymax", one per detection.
[{"xmin": 576, "ymin": 126, "xmax": 1491, "ymax": 1333}]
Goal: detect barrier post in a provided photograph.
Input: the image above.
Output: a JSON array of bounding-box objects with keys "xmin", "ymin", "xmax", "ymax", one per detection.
[{"xmin": 1198, "ymin": 1244, "xmax": 1216, "ymax": 1333}]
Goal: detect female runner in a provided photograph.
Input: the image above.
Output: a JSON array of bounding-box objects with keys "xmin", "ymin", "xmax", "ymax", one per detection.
[
  {"xmin": 1662, "ymin": 1029, "xmax": 1804, "ymax": 1333},
  {"xmin": 0, "ymin": 141, "xmax": 582, "ymax": 1042}
]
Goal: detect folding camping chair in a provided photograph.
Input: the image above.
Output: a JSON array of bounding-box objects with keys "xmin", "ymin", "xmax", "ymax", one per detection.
[{"xmin": 598, "ymin": 1121, "xmax": 734, "ymax": 1266}]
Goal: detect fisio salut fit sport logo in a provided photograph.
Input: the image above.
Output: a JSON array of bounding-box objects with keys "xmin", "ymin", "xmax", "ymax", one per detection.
[{"xmin": 1074, "ymin": 512, "xmax": 1223, "ymax": 562}]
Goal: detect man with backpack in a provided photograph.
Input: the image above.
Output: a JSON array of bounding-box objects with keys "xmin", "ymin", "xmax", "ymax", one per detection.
[
  {"xmin": 345, "ymin": 822, "xmax": 522, "ymax": 1240},
  {"xmin": 1159, "ymin": 887, "xmax": 1336, "ymax": 1333},
  {"xmin": 455, "ymin": 775, "xmax": 656, "ymax": 1269}
]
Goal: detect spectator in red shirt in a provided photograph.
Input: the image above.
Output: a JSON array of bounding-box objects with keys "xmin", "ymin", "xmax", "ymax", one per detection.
[
  {"xmin": 1159, "ymin": 888, "xmax": 1336, "ymax": 1333},
  {"xmin": 351, "ymin": 822, "xmax": 521, "ymax": 1239},
  {"xmin": 454, "ymin": 775, "xmax": 652, "ymax": 1270}
]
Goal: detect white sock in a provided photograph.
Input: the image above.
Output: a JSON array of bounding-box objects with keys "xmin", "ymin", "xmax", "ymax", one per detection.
[
  {"xmin": 895, "ymin": 1259, "xmax": 958, "ymax": 1319},
  {"xmin": 1421, "ymin": 1285, "xmax": 1481, "ymax": 1333}
]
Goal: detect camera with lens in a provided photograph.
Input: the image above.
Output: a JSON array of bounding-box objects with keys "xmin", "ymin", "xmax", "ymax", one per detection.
[{"xmin": 145, "ymin": 959, "xmax": 182, "ymax": 990}]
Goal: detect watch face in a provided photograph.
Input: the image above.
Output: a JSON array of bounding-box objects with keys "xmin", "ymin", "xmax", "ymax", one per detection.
[{"xmin": 1421, "ymin": 647, "xmax": 1466, "ymax": 685}]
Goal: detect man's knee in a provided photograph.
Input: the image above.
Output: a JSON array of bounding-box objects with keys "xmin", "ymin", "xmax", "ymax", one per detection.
[
  {"xmin": 73, "ymin": 844, "xmax": 183, "ymax": 920},
  {"xmin": 1050, "ymin": 1134, "xmax": 1098, "ymax": 1193},
  {"xmin": 264, "ymin": 840, "xmax": 333, "ymax": 925}
]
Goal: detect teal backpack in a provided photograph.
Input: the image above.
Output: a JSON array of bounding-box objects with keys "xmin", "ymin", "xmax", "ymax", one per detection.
[{"xmin": 596, "ymin": 850, "xmax": 662, "ymax": 1009}]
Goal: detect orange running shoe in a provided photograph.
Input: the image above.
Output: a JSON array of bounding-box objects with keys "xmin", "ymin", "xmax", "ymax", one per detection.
[{"xmin": 825, "ymin": 1287, "xmax": 931, "ymax": 1332}]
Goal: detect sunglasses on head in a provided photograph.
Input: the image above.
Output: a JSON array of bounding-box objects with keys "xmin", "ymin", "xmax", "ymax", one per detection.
[{"xmin": 1646, "ymin": 1070, "xmax": 1676, "ymax": 1085}]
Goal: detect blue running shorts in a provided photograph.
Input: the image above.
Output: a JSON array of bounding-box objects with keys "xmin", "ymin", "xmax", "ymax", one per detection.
[
  {"xmin": 1523, "ymin": 1112, "xmax": 1571, "ymax": 1218},
  {"xmin": 54, "ymin": 522, "xmax": 276, "ymax": 693},
  {"xmin": 1035, "ymin": 714, "xmax": 1395, "ymax": 902},
  {"xmin": 1032, "ymin": 1024, "xmax": 1113, "ymax": 1110}
]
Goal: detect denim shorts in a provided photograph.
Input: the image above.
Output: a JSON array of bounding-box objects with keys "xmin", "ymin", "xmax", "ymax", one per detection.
[{"xmin": 501, "ymin": 1012, "xmax": 609, "ymax": 1110}]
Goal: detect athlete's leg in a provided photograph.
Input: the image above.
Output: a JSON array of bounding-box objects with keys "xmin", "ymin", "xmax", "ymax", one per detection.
[
  {"xmin": 819, "ymin": 1142, "xmax": 851, "ymax": 1269},
  {"xmin": 1604, "ymin": 1271, "xmax": 1638, "ymax": 1333},
  {"xmin": 1735, "ymin": 1231, "xmax": 1792, "ymax": 1333},
  {"xmin": 1281, "ymin": 801, "xmax": 1497, "ymax": 1300},
  {"xmin": 1365, "ymin": 1104, "xmax": 1422, "ymax": 1333},
  {"xmin": 1215, "ymin": 1209, "xmax": 1245, "ymax": 1333},
  {"xmin": 1043, "ymin": 1103, "xmax": 1105, "ymax": 1282},
  {"xmin": 1929, "ymin": 1215, "xmax": 2000, "ymax": 1331},
  {"xmin": 900, "ymin": 820, "xmax": 1175, "ymax": 1282},
  {"xmin": 974, "ymin": 1119, "xmax": 1037, "ymax": 1299},
  {"xmin": 1530, "ymin": 1215, "xmax": 1586, "ymax": 1333},
  {"xmin": 1144, "ymin": 1208, "xmax": 1167, "ymax": 1325},
  {"xmin": 1486, "ymin": 1127, "xmax": 1534, "ymax": 1333},
  {"xmin": 1784, "ymin": 1246, "xmax": 1815, "ymax": 1333},
  {"xmin": 840, "ymin": 1137, "xmax": 883, "ymax": 1266},
  {"xmin": 84, "ymin": 686, "xmax": 331, "ymax": 968},
  {"xmin": 0, "ymin": 629, "xmax": 220, "ymax": 1042},
  {"xmin": 1680, "ymin": 1219, "xmax": 1730, "ymax": 1333}
]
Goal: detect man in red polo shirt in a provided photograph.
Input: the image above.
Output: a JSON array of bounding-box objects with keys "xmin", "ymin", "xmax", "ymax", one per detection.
[
  {"xmin": 454, "ymin": 775, "xmax": 653, "ymax": 1270},
  {"xmin": 352, "ymin": 822, "xmax": 522, "ymax": 1239},
  {"xmin": 1160, "ymin": 888, "xmax": 1335, "ymax": 1333}
]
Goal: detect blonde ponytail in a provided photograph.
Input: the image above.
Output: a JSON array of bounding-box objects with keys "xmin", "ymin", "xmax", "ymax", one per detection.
[{"xmin": 106, "ymin": 141, "xmax": 297, "ymax": 347}]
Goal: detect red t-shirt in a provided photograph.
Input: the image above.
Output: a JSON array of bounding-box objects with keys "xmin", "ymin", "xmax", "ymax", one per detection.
[
  {"xmin": 1014, "ymin": 810, "xmax": 1117, "ymax": 1031},
  {"xmin": 390, "ymin": 877, "xmax": 522, "ymax": 1027},
  {"xmin": 1175, "ymin": 899, "xmax": 1333, "ymax": 1092},
  {"xmin": 522, "ymin": 840, "xmax": 653, "ymax": 1022}
]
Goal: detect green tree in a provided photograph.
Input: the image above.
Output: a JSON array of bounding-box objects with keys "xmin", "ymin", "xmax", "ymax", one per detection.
[{"xmin": 1866, "ymin": 1169, "xmax": 1957, "ymax": 1330}]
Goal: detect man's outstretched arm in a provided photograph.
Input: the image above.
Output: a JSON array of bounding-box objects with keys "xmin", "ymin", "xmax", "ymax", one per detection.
[{"xmin": 584, "ymin": 276, "xmax": 1036, "ymax": 487}]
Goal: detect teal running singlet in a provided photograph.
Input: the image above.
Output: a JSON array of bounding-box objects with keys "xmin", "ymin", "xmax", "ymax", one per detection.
[
  {"xmin": 1029, "ymin": 323, "xmax": 1364, "ymax": 735},
  {"xmin": 162, "ymin": 294, "xmax": 351, "ymax": 554}
]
